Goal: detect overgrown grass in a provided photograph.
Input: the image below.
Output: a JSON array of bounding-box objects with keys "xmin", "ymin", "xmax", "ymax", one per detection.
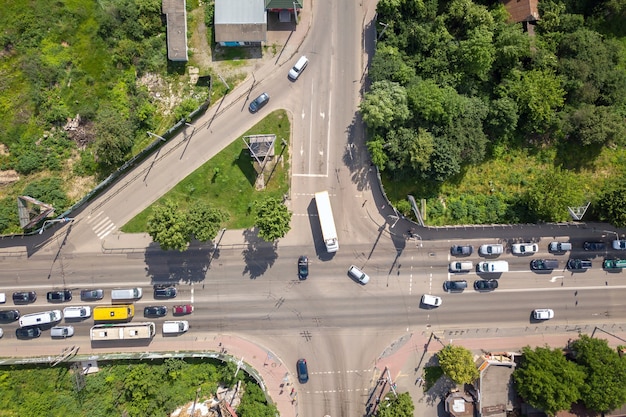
[{"xmin": 122, "ymin": 110, "xmax": 290, "ymax": 232}]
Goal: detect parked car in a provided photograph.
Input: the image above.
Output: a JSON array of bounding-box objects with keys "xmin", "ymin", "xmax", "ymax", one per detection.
[
  {"xmin": 144, "ymin": 306, "xmax": 167, "ymax": 317},
  {"xmin": 154, "ymin": 286, "xmax": 178, "ymax": 299},
  {"xmin": 12, "ymin": 291, "xmax": 37, "ymax": 304},
  {"xmin": 172, "ymin": 304, "xmax": 194, "ymax": 315},
  {"xmin": 16, "ymin": 326, "xmax": 42, "ymax": 339},
  {"xmin": 443, "ymin": 280, "xmax": 468, "ymax": 292},
  {"xmin": 584, "ymin": 241, "xmax": 606, "ymax": 251},
  {"xmin": 0, "ymin": 293, "xmax": 5, "ymax": 303},
  {"xmin": 474, "ymin": 280, "xmax": 498, "ymax": 291},
  {"xmin": 567, "ymin": 259, "xmax": 592, "ymax": 270},
  {"xmin": 51, "ymin": 326, "xmax": 74, "ymax": 338},
  {"xmin": 533, "ymin": 309, "xmax": 554, "ymax": 320},
  {"xmin": 298, "ymin": 255, "xmax": 309, "ymax": 280},
  {"xmin": 0, "ymin": 309, "xmax": 20, "ymax": 322},
  {"xmin": 421, "ymin": 294, "xmax": 442, "ymax": 307},
  {"xmin": 530, "ymin": 259, "xmax": 559, "ymax": 271},
  {"xmin": 479, "ymin": 244, "xmax": 503, "ymax": 256},
  {"xmin": 603, "ymin": 259, "xmax": 626, "ymax": 270},
  {"xmin": 80, "ymin": 289, "xmax": 104, "ymax": 301},
  {"xmin": 511, "ymin": 243, "xmax": 538, "ymax": 255},
  {"xmin": 0, "ymin": 328, "xmax": 3, "ymax": 338},
  {"xmin": 612, "ymin": 240, "xmax": 626, "ymax": 250},
  {"xmin": 63, "ymin": 306, "xmax": 92, "ymax": 319},
  {"xmin": 449, "ymin": 261, "xmax": 473, "ymax": 273},
  {"xmin": 450, "ymin": 245, "xmax": 473, "ymax": 256},
  {"xmin": 46, "ymin": 290, "xmax": 72, "ymax": 303},
  {"xmin": 249, "ymin": 92, "xmax": 270, "ymax": 113},
  {"xmin": 549, "ymin": 241, "xmax": 572, "ymax": 252},
  {"xmin": 297, "ymin": 358, "xmax": 309, "ymax": 383}
]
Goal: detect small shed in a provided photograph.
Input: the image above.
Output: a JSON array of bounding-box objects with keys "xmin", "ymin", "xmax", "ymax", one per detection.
[
  {"xmin": 162, "ymin": 0, "xmax": 188, "ymax": 61},
  {"xmin": 215, "ymin": 0, "xmax": 267, "ymax": 46}
]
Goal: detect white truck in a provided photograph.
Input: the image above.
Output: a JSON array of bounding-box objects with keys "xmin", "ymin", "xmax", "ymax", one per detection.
[{"xmin": 314, "ymin": 191, "xmax": 339, "ymax": 253}]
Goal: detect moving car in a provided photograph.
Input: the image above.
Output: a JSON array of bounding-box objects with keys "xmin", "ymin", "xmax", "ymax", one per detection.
[
  {"xmin": 451, "ymin": 245, "xmax": 473, "ymax": 256},
  {"xmin": 12, "ymin": 291, "xmax": 37, "ymax": 304},
  {"xmin": 46, "ymin": 290, "xmax": 72, "ymax": 303},
  {"xmin": 347, "ymin": 265, "xmax": 370, "ymax": 285},
  {"xmin": 16, "ymin": 326, "xmax": 42, "ymax": 339},
  {"xmin": 549, "ymin": 241, "xmax": 572, "ymax": 252},
  {"xmin": 297, "ymin": 358, "xmax": 309, "ymax": 383},
  {"xmin": 474, "ymin": 280, "xmax": 498, "ymax": 291},
  {"xmin": 172, "ymin": 304, "xmax": 194, "ymax": 315},
  {"xmin": 533, "ymin": 309, "xmax": 554, "ymax": 320},
  {"xmin": 288, "ymin": 56, "xmax": 309, "ymax": 81},
  {"xmin": 479, "ymin": 244, "xmax": 503, "ymax": 256},
  {"xmin": 51, "ymin": 326, "xmax": 74, "ymax": 338},
  {"xmin": 530, "ymin": 259, "xmax": 559, "ymax": 271},
  {"xmin": 144, "ymin": 306, "xmax": 167, "ymax": 317},
  {"xmin": 584, "ymin": 241, "xmax": 606, "ymax": 251},
  {"xmin": 63, "ymin": 306, "xmax": 92, "ymax": 319},
  {"xmin": 421, "ymin": 294, "xmax": 442, "ymax": 307},
  {"xmin": 511, "ymin": 243, "xmax": 538, "ymax": 254},
  {"xmin": 443, "ymin": 280, "xmax": 467, "ymax": 292},
  {"xmin": 0, "ymin": 309, "xmax": 20, "ymax": 322},
  {"xmin": 249, "ymin": 92, "xmax": 270, "ymax": 113},
  {"xmin": 603, "ymin": 259, "xmax": 626, "ymax": 270},
  {"xmin": 298, "ymin": 255, "xmax": 309, "ymax": 280},
  {"xmin": 567, "ymin": 259, "xmax": 592, "ymax": 270},
  {"xmin": 449, "ymin": 261, "xmax": 473, "ymax": 273},
  {"xmin": 613, "ymin": 240, "xmax": 626, "ymax": 250},
  {"xmin": 154, "ymin": 286, "xmax": 178, "ymax": 299},
  {"xmin": 80, "ymin": 289, "xmax": 104, "ymax": 301}
]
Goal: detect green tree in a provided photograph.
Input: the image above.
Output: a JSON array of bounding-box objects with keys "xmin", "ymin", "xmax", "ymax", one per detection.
[
  {"xmin": 564, "ymin": 104, "xmax": 626, "ymax": 146},
  {"xmin": 93, "ymin": 106, "xmax": 134, "ymax": 168},
  {"xmin": 437, "ymin": 345, "xmax": 479, "ymax": 384},
  {"xmin": 254, "ymin": 197, "xmax": 292, "ymax": 242},
  {"xmin": 147, "ymin": 200, "xmax": 190, "ymax": 251},
  {"xmin": 571, "ymin": 335, "xmax": 626, "ymax": 413},
  {"xmin": 359, "ymin": 80, "xmax": 410, "ymax": 132},
  {"xmin": 369, "ymin": 44, "xmax": 415, "ymax": 85},
  {"xmin": 384, "ymin": 127, "xmax": 435, "ymax": 173},
  {"xmin": 525, "ymin": 167, "xmax": 585, "ymax": 222},
  {"xmin": 514, "ymin": 346, "xmax": 585, "ymax": 416},
  {"xmin": 367, "ymin": 136, "xmax": 389, "ymax": 171},
  {"xmin": 597, "ymin": 185, "xmax": 626, "ymax": 227},
  {"xmin": 187, "ymin": 202, "xmax": 229, "ymax": 242},
  {"xmin": 237, "ymin": 383, "xmax": 278, "ymax": 417},
  {"xmin": 376, "ymin": 392, "xmax": 414, "ymax": 417},
  {"xmin": 23, "ymin": 177, "xmax": 69, "ymax": 212},
  {"xmin": 456, "ymin": 26, "xmax": 496, "ymax": 81}
]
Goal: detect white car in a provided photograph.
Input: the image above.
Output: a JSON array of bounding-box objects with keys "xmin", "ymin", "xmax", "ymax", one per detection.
[
  {"xmin": 0, "ymin": 293, "xmax": 5, "ymax": 304},
  {"xmin": 421, "ymin": 294, "xmax": 442, "ymax": 307},
  {"xmin": 613, "ymin": 240, "xmax": 626, "ymax": 250},
  {"xmin": 511, "ymin": 243, "xmax": 538, "ymax": 254},
  {"xmin": 0, "ymin": 328, "xmax": 3, "ymax": 338},
  {"xmin": 63, "ymin": 306, "xmax": 92, "ymax": 319},
  {"xmin": 533, "ymin": 309, "xmax": 554, "ymax": 320},
  {"xmin": 449, "ymin": 261, "xmax": 473, "ymax": 272},
  {"xmin": 479, "ymin": 244, "xmax": 503, "ymax": 256}
]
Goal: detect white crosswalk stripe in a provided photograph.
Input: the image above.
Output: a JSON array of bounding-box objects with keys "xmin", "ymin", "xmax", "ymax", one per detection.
[{"xmin": 87, "ymin": 211, "xmax": 117, "ymax": 239}]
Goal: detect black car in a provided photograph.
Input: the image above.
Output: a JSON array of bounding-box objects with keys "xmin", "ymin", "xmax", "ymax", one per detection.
[
  {"xmin": 584, "ymin": 241, "xmax": 606, "ymax": 251},
  {"xmin": 12, "ymin": 291, "xmax": 37, "ymax": 304},
  {"xmin": 0, "ymin": 309, "xmax": 20, "ymax": 322},
  {"xmin": 530, "ymin": 259, "xmax": 559, "ymax": 271},
  {"xmin": 296, "ymin": 358, "xmax": 309, "ymax": 383},
  {"xmin": 144, "ymin": 306, "xmax": 168, "ymax": 317},
  {"xmin": 154, "ymin": 287, "xmax": 178, "ymax": 299},
  {"xmin": 450, "ymin": 245, "xmax": 473, "ymax": 256},
  {"xmin": 298, "ymin": 256, "xmax": 309, "ymax": 280},
  {"xmin": 249, "ymin": 92, "xmax": 270, "ymax": 113},
  {"xmin": 474, "ymin": 279, "xmax": 499, "ymax": 291},
  {"xmin": 80, "ymin": 289, "xmax": 104, "ymax": 301},
  {"xmin": 567, "ymin": 259, "xmax": 592, "ymax": 270},
  {"xmin": 16, "ymin": 326, "xmax": 42, "ymax": 339},
  {"xmin": 47, "ymin": 290, "xmax": 72, "ymax": 303},
  {"xmin": 443, "ymin": 280, "xmax": 468, "ymax": 292}
]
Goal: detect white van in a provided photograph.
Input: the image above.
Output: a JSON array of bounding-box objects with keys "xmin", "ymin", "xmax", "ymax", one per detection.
[
  {"xmin": 51, "ymin": 326, "xmax": 74, "ymax": 338},
  {"xmin": 162, "ymin": 320, "xmax": 189, "ymax": 335},
  {"xmin": 110, "ymin": 288, "xmax": 142, "ymax": 301},
  {"xmin": 477, "ymin": 261, "xmax": 509, "ymax": 273},
  {"xmin": 348, "ymin": 265, "xmax": 370, "ymax": 284},
  {"xmin": 288, "ymin": 55, "xmax": 308, "ymax": 80},
  {"xmin": 63, "ymin": 306, "xmax": 92, "ymax": 319},
  {"xmin": 19, "ymin": 310, "xmax": 62, "ymax": 328}
]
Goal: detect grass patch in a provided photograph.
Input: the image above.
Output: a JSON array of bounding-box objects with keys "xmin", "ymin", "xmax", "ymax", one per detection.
[
  {"xmin": 423, "ymin": 365, "xmax": 443, "ymax": 391},
  {"xmin": 122, "ymin": 109, "xmax": 290, "ymax": 233}
]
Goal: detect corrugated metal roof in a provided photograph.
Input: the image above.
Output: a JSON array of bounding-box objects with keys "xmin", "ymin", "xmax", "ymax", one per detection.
[
  {"xmin": 265, "ymin": 0, "xmax": 303, "ymax": 9},
  {"xmin": 215, "ymin": 0, "xmax": 266, "ymax": 24}
]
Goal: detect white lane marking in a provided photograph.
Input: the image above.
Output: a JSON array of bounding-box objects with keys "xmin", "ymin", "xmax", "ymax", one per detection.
[{"xmin": 86, "ymin": 211, "xmax": 105, "ymax": 224}]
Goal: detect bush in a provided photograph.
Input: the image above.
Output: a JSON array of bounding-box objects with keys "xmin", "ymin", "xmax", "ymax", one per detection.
[{"xmin": 22, "ymin": 177, "xmax": 69, "ymax": 212}]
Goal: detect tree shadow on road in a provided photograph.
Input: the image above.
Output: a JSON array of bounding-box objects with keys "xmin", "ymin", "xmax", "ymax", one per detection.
[
  {"xmin": 143, "ymin": 241, "xmax": 211, "ymax": 284},
  {"xmin": 241, "ymin": 228, "xmax": 278, "ymax": 279}
]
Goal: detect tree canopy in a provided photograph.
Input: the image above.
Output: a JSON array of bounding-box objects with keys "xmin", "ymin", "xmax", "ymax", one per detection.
[
  {"xmin": 376, "ymin": 392, "xmax": 415, "ymax": 417},
  {"xmin": 437, "ymin": 345, "xmax": 479, "ymax": 384},
  {"xmin": 254, "ymin": 197, "xmax": 292, "ymax": 242}
]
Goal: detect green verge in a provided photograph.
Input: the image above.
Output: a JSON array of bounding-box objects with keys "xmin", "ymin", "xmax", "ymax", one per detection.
[{"xmin": 122, "ymin": 109, "xmax": 290, "ymax": 232}]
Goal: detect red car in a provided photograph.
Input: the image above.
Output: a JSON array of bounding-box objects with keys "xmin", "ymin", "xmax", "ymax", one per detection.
[{"xmin": 172, "ymin": 304, "xmax": 193, "ymax": 315}]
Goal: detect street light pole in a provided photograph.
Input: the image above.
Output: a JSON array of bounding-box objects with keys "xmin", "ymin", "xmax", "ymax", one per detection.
[{"xmin": 39, "ymin": 217, "xmax": 74, "ymax": 235}]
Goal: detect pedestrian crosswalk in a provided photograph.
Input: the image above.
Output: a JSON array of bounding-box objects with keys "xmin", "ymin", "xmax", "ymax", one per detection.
[{"xmin": 87, "ymin": 211, "xmax": 116, "ymax": 239}]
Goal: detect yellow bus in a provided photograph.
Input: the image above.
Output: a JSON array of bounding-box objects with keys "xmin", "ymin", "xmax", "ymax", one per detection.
[{"xmin": 93, "ymin": 305, "xmax": 135, "ymax": 322}]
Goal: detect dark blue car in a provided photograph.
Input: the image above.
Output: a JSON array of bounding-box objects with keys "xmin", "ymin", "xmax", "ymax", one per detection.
[
  {"xmin": 249, "ymin": 92, "xmax": 270, "ymax": 113},
  {"xmin": 297, "ymin": 358, "xmax": 309, "ymax": 383}
]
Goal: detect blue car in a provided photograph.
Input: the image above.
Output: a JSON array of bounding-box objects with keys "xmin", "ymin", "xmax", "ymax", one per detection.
[
  {"xmin": 297, "ymin": 358, "xmax": 309, "ymax": 383},
  {"xmin": 249, "ymin": 92, "xmax": 270, "ymax": 113}
]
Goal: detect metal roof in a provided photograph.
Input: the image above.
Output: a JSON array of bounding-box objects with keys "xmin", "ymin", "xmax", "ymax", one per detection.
[{"xmin": 215, "ymin": 0, "xmax": 266, "ymax": 24}]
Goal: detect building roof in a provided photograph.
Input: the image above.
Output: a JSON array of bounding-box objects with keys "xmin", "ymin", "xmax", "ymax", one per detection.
[
  {"xmin": 265, "ymin": 0, "xmax": 303, "ymax": 9},
  {"xmin": 445, "ymin": 392, "xmax": 475, "ymax": 417},
  {"xmin": 477, "ymin": 356, "xmax": 517, "ymax": 417},
  {"xmin": 215, "ymin": 0, "xmax": 266, "ymax": 24},
  {"xmin": 501, "ymin": 0, "xmax": 539, "ymax": 23},
  {"xmin": 162, "ymin": 0, "xmax": 188, "ymax": 61},
  {"xmin": 214, "ymin": 24, "xmax": 267, "ymax": 43}
]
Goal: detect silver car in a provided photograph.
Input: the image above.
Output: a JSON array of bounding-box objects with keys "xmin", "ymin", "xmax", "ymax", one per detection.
[{"xmin": 479, "ymin": 244, "xmax": 503, "ymax": 256}]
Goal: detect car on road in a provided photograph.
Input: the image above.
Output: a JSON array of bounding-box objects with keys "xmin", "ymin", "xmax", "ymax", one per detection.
[
  {"xmin": 249, "ymin": 92, "xmax": 270, "ymax": 113},
  {"xmin": 46, "ymin": 290, "xmax": 72, "ymax": 303},
  {"xmin": 80, "ymin": 289, "xmax": 104, "ymax": 301},
  {"xmin": 51, "ymin": 326, "xmax": 74, "ymax": 338},
  {"xmin": 154, "ymin": 286, "xmax": 178, "ymax": 299},
  {"xmin": 288, "ymin": 55, "xmax": 309, "ymax": 81},
  {"xmin": 549, "ymin": 241, "xmax": 572, "ymax": 252},
  {"xmin": 477, "ymin": 261, "xmax": 509, "ymax": 273},
  {"xmin": 347, "ymin": 265, "xmax": 370, "ymax": 285},
  {"xmin": 612, "ymin": 240, "xmax": 626, "ymax": 250},
  {"xmin": 450, "ymin": 245, "xmax": 473, "ymax": 256},
  {"xmin": 63, "ymin": 306, "xmax": 92, "ymax": 319},
  {"xmin": 584, "ymin": 241, "xmax": 606, "ymax": 251},
  {"xmin": 0, "ymin": 310, "xmax": 20, "ymax": 322},
  {"xmin": 172, "ymin": 304, "xmax": 194, "ymax": 315},
  {"xmin": 298, "ymin": 255, "xmax": 309, "ymax": 280},
  {"xmin": 12, "ymin": 291, "xmax": 36, "ymax": 304},
  {"xmin": 16, "ymin": 326, "xmax": 42, "ymax": 339},
  {"xmin": 449, "ymin": 261, "xmax": 473, "ymax": 273},
  {"xmin": 443, "ymin": 280, "xmax": 467, "ymax": 292},
  {"xmin": 479, "ymin": 244, "xmax": 503, "ymax": 256},
  {"xmin": 567, "ymin": 259, "xmax": 592, "ymax": 270},
  {"xmin": 296, "ymin": 358, "xmax": 309, "ymax": 383},
  {"xmin": 144, "ymin": 306, "xmax": 167, "ymax": 317},
  {"xmin": 421, "ymin": 294, "xmax": 442, "ymax": 307},
  {"xmin": 474, "ymin": 279, "xmax": 498, "ymax": 291},
  {"xmin": 511, "ymin": 243, "xmax": 538, "ymax": 255},
  {"xmin": 0, "ymin": 293, "xmax": 5, "ymax": 303},
  {"xmin": 0, "ymin": 328, "xmax": 3, "ymax": 338},
  {"xmin": 533, "ymin": 309, "xmax": 554, "ymax": 320},
  {"xmin": 603, "ymin": 259, "xmax": 626, "ymax": 270},
  {"xmin": 530, "ymin": 259, "xmax": 559, "ymax": 271}
]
